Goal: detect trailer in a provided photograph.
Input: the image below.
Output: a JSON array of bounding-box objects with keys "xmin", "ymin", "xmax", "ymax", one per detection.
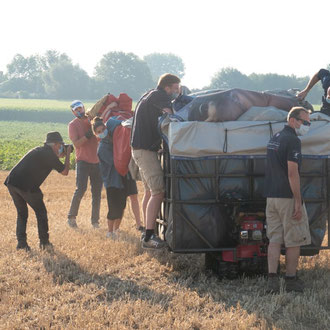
[{"xmin": 157, "ymin": 113, "xmax": 330, "ymax": 278}]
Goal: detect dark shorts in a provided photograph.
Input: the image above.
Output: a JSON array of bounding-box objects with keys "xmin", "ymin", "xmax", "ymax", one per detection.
[
  {"xmin": 106, "ymin": 176, "xmax": 137, "ymax": 220},
  {"xmin": 106, "ymin": 187, "xmax": 127, "ymax": 220},
  {"xmin": 126, "ymin": 175, "xmax": 138, "ymax": 195}
]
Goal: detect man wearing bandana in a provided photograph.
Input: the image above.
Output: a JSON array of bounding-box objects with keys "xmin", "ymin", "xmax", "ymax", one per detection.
[{"xmin": 67, "ymin": 100, "xmax": 103, "ymax": 228}]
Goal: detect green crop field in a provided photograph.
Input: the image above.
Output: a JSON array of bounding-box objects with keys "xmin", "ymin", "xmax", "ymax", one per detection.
[
  {"xmin": 0, "ymin": 98, "xmax": 96, "ymax": 112},
  {"xmin": 0, "ymin": 98, "xmax": 92, "ymax": 170},
  {"xmin": 0, "ymin": 97, "xmax": 323, "ymax": 170},
  {"xmin": 0, "ymin": 121, "xmax": 75, "ymax": 170}
]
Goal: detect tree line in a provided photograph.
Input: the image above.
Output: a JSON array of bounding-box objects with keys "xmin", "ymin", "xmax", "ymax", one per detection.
[{"xmin": 0, "ymin": 50, "xmax": 328, "ymax": 103}]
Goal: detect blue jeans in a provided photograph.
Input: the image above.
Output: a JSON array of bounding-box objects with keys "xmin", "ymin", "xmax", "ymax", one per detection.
[
  {"xmin": 68, "ymin": 161, "xmax": 102, "ymax": 224},
  {"xmin": 7, "ymin": 184, "xmax": 49, "ymax": 245}
]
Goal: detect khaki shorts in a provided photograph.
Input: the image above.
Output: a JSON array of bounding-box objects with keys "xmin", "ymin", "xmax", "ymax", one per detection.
[
  {"xmin": 266, "ymin": 198, "xmax": 311, "ymax": 247},
  {"xmin": 132, "ymin": 149, "xmax": 164, "ymax": 195}
]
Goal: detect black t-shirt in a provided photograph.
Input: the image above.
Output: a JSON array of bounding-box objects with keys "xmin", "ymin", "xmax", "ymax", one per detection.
[
  {"xmin": 4, "ymin": 144, "xmax": 65, "ymax": 192},
  {"xmin": 264, "ymin": 125, "xmax": 301, "ymax": 198},
  {"xmin": 131, "ymin": 87, "xmax": 171, "ymax": 151},
  {"xmin": 318, "ymin": 69, "xmax": 330, "ymax": 113}
]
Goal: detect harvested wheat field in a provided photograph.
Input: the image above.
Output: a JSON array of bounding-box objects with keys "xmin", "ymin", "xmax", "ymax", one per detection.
[{"xmin": 0, "ymin": 170, "xmax": 329, "ymax": 329}]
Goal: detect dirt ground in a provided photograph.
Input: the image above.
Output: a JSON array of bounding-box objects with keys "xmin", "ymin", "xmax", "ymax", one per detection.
[{"xmin": 0, "ymin": 171, "xmax": 329, "ymax": 329}]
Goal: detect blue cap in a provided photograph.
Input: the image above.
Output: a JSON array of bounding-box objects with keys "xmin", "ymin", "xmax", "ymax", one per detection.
[{"xmin": 70, "ymin": 100, "xmax": 84, "ymax": 111}]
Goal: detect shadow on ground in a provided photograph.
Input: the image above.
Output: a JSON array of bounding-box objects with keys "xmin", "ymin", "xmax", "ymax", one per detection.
[{"xmin": 41, "ymin": 248, "xmax": 171, "ymax": 307}]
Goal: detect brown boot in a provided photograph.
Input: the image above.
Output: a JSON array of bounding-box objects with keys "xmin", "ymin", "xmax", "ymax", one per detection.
[
  {"xmin": 266, "ymin": 273, "xmax": 280, "ymax": 294},
  {"xmin": 285, "ymin": 276, "xmax": 304, "ymax": 293}
]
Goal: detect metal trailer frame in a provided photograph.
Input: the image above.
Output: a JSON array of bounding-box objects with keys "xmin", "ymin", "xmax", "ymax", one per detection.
[{"xmin": 157, "ymin": 147, "xmax": 330, "ymax": 255}]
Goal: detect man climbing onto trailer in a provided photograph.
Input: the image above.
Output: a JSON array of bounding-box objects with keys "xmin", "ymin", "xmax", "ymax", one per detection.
[
  {"xmin": 264, "ymin": 106, "xmax": 311, "ymax": 293},
  {"xmin": 131, "ymin": 73, "xmax": 180, "ymax": 249}
]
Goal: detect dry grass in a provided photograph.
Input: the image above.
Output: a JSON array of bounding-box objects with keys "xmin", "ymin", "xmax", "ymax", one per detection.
[{"xmin": 0, "ymin": 171, "xmax": 329, "ymax": 329}]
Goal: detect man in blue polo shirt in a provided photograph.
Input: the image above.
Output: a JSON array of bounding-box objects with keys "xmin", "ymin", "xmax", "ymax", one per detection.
[
  {"xmin": 298, "ymin": 68, "xmax": 330, "ymax": 115},
  {"xmin": 4, "ymin": 132, "xmax": 72, "ymax": 251},
  {"xmin": 264, "ymin": 107, "xmax": 311, "ymax": 293}
]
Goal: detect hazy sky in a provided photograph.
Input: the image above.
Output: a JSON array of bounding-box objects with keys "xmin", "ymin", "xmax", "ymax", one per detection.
[{"xmin": 1, "ymin": 0, "xmax": 329, "ymax": 88}]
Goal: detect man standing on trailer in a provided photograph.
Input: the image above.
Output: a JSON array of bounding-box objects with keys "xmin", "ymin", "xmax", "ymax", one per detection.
[
  {"xmin": 264, "ymin": 106, "xmax": 311, "ymax": 293},
  {"xmin": 297, "ymin": 68, "xmax": 330, "ymax": 116}
]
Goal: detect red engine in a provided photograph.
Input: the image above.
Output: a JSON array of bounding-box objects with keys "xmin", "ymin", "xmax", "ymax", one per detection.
[{"xmin": 222, "ymin": 214, "xmax": 267, "ymax": 262}]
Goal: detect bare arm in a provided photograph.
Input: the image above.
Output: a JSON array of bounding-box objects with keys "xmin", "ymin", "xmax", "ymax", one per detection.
[
  {"xmin": 60, "ymin": 146, "xmax": 72, "ymax": 176},
  {"xmin": 71, "ymin": 121, "xmax": 94, "ymax": 148},
  {"xmin": 297, "ymin": 72, "xmax": 320, "ymax": 100},
  {"xmin": 72, "ymin": 134, "xmax": 89, "ymax": 149},
  {"xmin": 162, "ymin": 107, "xmax": 173, "ymax": 114},
  {"xmin": 288, "ymin": 161, "xmax": 302, "ymax": 220}
]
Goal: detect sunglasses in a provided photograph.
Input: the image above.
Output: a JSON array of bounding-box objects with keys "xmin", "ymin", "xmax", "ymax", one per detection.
[
  {"xmin": 295, "ymin": 117, "xmax": 311, "ymax": 126},
  {"xmin": 71, "ymin": 102, "xmax": 83, "ymax": 110},
  {"xmin": 73, "ymin": 107, "xmax": 83, "ymax": 112}
]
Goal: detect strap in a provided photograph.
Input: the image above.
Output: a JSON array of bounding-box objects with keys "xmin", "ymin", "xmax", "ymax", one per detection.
[
  {"xmin": 268, "ymin": 122, "xmax": 274, "ymax": 138},
  {"xmin": 223, "ymin": 128, "xmax": 228, "ymax": 153}
]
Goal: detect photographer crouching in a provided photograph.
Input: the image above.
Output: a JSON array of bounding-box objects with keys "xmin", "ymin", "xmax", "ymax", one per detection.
[{"xmin": 4, "ymin": 131, "xmax": 72, "ymax": 251}]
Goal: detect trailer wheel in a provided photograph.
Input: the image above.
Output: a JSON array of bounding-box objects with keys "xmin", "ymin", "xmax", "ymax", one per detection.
[
  {"xmin": 156, "ymin": 221, "xmax": 166, "ymax": 241},
  {"xmin": 205, "ymin": 253, "xmax": 239, "ymax": 279}
]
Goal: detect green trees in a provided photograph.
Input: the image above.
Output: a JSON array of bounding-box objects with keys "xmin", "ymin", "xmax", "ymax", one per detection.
[
  {"xmin": 0, "ymin": 51, "xmax": 326, "ymax": 103},
  {"xmin": 3, "ymin": 54, "xmax": 44, "ymax": 97},
  {"xmin": 210, "ymin": 68, "xmax": 251, "ymax": 90},
  {"xmin": 143, "ymin": 53, "xmax": 185, "ymax": 82},
  {"xmin": 42, "ymin": 61, "xmax": 91, "ymax": 99},
  {"xmin": 0, "ymin": 51, "xmax": 81, "ymax": 99},
  {"xmin": 208, "ymin": 67, "xmax": 323, "ymax": 104},
  {"xmin": 0, "ymin": 71, "xmax": 5, "ymax": 83},
  {"xmin": 94, "ymin": 51, "xmax": 154, "ymax": 100}
]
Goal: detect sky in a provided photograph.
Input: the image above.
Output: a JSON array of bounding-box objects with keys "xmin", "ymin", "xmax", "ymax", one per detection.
[{"xmin": 1, "ymin": 0, "xmax": 329, "ymax": 89}]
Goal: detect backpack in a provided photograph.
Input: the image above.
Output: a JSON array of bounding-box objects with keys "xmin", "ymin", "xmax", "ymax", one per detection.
[
  {"xmin": 112, "ymin": 117, "xmax": 132, "ymax": 176},
  {"xmin": 87, "ymin": 93, "xmax": 134, "ymax": 176},
  {"xmin": 86, "ymin": 93, "xmax": 133, "ymax": 121}
]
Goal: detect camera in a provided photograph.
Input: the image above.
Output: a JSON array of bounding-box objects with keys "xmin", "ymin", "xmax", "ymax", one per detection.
[{"xmin": 64, "ymin": 144, "xmax": 74, "ymax": 153}]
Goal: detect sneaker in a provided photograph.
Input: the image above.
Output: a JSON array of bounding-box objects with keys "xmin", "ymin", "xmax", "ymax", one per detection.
[
  {"xmin": 16, "ymin": 243, "xmax": 31, "ymax": 252},
  {"xmin": 140, "ymin": 231, "xmax": 146, "ymax": 241},
  {"xmin": 266, "ymin": 274, "xmax": 280, "ymax": 294},
  {"xmin": 92, "ymin": 222, "xmax": 100, "ymax": 229},
  {"xmin": 67, "ymin": 218, "xmax": 78, "ymax": 228},
  {"xmin": 114, "ymin": 229, "xmax": 121, "ymax": 239},
  {"xmin": 106, "ymin": 231, "xmax": 117, "ymax": 240},
  {"xmin": 40, "ymin": 241, "xmax": 54, "ymax": 251},
  {"xmin": 285, "ymin": 276, "xmax": 304, "ymax": 293},
  {"xmin": 142, "ymin": 234, "xmax": 166, "ymax": 250},
  {"xmin": 137, "ymin": 226, "xmax": 145, "ymax": 232}
]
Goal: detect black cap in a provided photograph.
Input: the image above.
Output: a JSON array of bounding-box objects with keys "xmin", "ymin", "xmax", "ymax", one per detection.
[{"xmin": 44, "ymin": 131, "xmax": 64, "ymax": 144}]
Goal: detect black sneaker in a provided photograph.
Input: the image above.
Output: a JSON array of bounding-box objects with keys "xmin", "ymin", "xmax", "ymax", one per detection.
[
  {"xmin": 40, "ymin": 241, "xmax": 54, "ymax": 251},
  {"xmin": 67, "ymin": 218, "xmax": 78, "ymax": 228},
  {"xmin": 266, "ymin": 273, "xmax": 280, "ymax": 294},
  {"xmin": 142, "ymin": 234, "xmax": 166, "ymax": 250},
  {"xmin": 285, "ymin": 276, "xmax": 304, "ymax": 293},
  {"xmin": 16, "ymin": 243, "xmax": 31, "ymax": 252}
]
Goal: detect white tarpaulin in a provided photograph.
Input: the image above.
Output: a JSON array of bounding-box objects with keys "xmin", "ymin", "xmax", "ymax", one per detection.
[{"xmin": 164, "ymin": 113, "xmax": 330, "ymax": 158}]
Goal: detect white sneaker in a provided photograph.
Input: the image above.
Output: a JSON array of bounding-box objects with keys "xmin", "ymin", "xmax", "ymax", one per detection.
[
  {"xmin": 106, "ymin": 231, "xmax": 117, "ymax": 239},
  {"xmin": 114, "ymin": 229, "xmax": 121, "ymax": 239}
]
